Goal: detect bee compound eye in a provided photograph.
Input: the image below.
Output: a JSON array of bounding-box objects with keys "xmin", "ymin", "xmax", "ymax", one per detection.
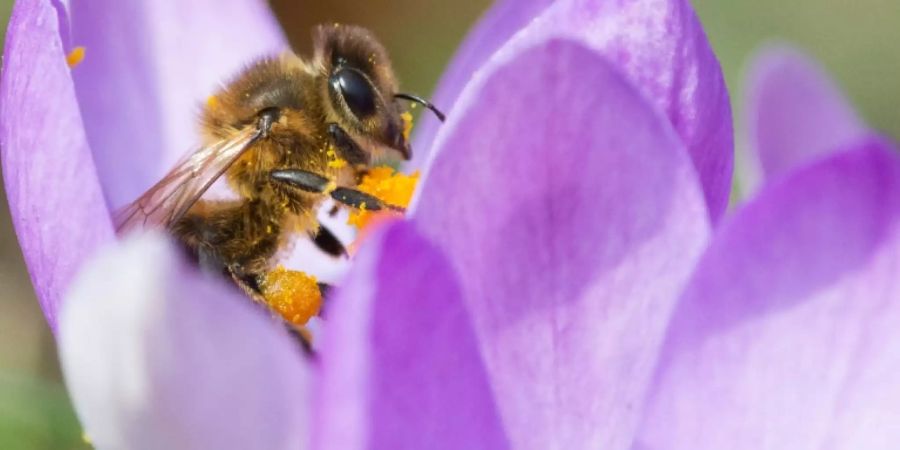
[{"xmin": 331, "ymin": 68, "xmax": 377, "ymax": 119}]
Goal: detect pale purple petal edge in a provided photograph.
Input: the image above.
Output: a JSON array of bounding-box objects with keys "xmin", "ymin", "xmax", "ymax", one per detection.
[
  {"xmin": 740, "ymin": 44, "xmax": 868, "ymax": 193},
  {"xmin": 60, "ymin": 233, "xmax": 310, "ymax": 449},
  {"xmin": 0, "ymin": 0, "xmax": 114, "ymax": 331},
  {"xmin": 413, "ymin": 37, "xmax": 710, "ymax": 449},
  {"xmin": 640, "ymin": 137, "xmax": 900, "ymax": 449}
]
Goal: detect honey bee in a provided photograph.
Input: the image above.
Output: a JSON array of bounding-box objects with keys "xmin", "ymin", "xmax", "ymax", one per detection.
[{"xmin": 115, "ymin": 24, "xmax": 444, "ymax": 310}]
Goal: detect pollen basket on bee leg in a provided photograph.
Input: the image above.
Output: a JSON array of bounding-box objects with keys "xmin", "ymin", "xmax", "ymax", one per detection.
[{"xmin": 259, "ymin": 266, "xmax": 323, "ymax": 327}]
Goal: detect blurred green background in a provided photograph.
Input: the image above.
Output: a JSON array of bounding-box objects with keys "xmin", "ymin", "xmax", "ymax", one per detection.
[{"xmin": 0, "ymin": 0, "xmax": 897, "ymax": 447}]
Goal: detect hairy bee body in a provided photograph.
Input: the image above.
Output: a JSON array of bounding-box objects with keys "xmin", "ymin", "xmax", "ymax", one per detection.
[
  {"xmin": 117, "ymin": 24, "xmax": 442, "ymax": 316},
  {"xmin": 119, "ymin": 24, "xmax": 415, "ymax": 286},
  {"xmin": 174, "ymin": 55, "xmax": 346, "ymax": 275}
]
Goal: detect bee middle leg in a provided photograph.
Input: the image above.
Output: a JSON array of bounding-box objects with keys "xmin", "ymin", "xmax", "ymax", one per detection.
[
  {"xmin": 327, "ymin": 122, "xmax": 368, "ymax": 165},
  {"xmin": 311, "ymin": 225, "xmax": 347, "ymax": 257}
]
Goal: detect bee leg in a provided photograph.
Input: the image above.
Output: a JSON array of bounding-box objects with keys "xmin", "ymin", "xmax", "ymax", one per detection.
[
  {"xmin": 229, "ymin": 268, "xmax": 320, "ymax": 356},
  {"xmin": 310, "ymin": 225, "xmax": 347, "ymax": 258},
  {"xmin": 317, "ymin": 282, "xmax": 332, "ymax": 301},
  {"xmin": 269, "ymin": 169, "xmax": 404, "ymax": 212},
  {"xmin": 327, "ymin": 123, "xmax": 368, "ymax": 165},
  {"xmin": 286, "ymin": 326, "xmax": 315, "ymax": 357},
  {"xmin": 330, "ymin": 186, "xmax": 405, "ymax": 213},
  {"xmin": 270, "ymin": 169, "xmax": 331, "ymax": 193},
  {"xmin": 227, "ymin": 266, "xmax": 266, "ymax": 302}
]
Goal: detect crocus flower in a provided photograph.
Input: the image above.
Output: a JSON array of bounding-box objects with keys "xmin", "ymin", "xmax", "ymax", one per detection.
[
  {"xmin": 4, "ymin": 0, "xmax": 899, "ymax": 449},
  {"xmin": 637, "ymin": 45, "xmax": 900, "ymax": 448}
]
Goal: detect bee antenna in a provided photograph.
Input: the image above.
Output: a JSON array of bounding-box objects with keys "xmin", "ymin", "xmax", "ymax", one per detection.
[{"xmin": 394, "ymin": 93, "xmax": 446, "ymax": 122}]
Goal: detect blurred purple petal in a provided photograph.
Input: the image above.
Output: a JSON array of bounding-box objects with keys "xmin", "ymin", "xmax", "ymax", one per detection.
[
  {"xmin": 638, "ymin": 139, "xmax": 900, "ymax": 449},
  {"xmin": 417, "ymin": 0, "xmax": 733, "ymax": 223},
  {"xmin": 313, "ymin": 221, "xmax": 508, "ymax": 450},
  {"xmin": 413, "ymin": 39, "xmax": 710, "ymax": 448},
  {"xmin": 67, "ymin": 0, "xmax": 287, "ymax": 206},
  {"xmin": 740, "ymin": 45, "xmax": 868, "ymax": 193},
  {"xmin": 0, "ymin": 0, "xmax": 113, "ymax": 331},
  {"xmin": 59, "ymin": 233, "xmax": 309, "ymax": 450},
  {"xmin": 410, "ymin": 0, "xmax": 554, "ymax": 164}
]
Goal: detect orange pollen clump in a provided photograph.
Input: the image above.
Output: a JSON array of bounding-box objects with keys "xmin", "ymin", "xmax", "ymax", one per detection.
[
  {"xmin": 66, "ymin": 46, "xmax": 85, "ymax": 68},
  {"xmin": 348, "ymin": 166, "xmax": 419, "ymax": 229},
  {"xmin": 259, "ymin": 266, "xmax": 322, "ymax": 327},
  {"xmin": 206, "ymin": 95, "xmax": 219, "ymax": 109},
  {"xmin": 400, "ymin": 112, "xmax": 414, "ymax": 142}
]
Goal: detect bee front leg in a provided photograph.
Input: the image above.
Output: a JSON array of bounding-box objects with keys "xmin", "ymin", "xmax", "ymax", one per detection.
[
  {"xmin": 330, "ymin": 186, "xmax": 404, "ymax": 212},
  {"xmin": 269, "ymin": 168, "xmax": 404, "ymax": 212},
  {"xmin": 327, "ymin": 122, "xmax": 368, "ymax": 165}
]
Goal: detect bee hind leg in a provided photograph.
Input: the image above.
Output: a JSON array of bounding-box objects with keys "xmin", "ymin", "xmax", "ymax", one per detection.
[
  {"xmin": 227, "ymin": 267, "xmax": 332, "ymax": 357},
  {"xmin": 227, "ymin": 266, "xmax": 266, "ymax": 302}
]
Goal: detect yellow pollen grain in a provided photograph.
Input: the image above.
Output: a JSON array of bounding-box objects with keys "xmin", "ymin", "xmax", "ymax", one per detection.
[
  {"xmin": 326, "ymin": 147, "xmax": 348, "ymax": 169},
  {"xmin": 206, "ymin": 95, "xmax": 219, "ymax": 109},
  {"xmin": 260, "ymin": 266, "xmax": 322, "ymax": 327},
  {"xmin": 400, "ymin": 112, "xmax": 414, "ymax": 142},
  {"xmin": 66, "ymin": 46, "xmax": 85, "ymax": 68},
  {"xmin": 348, "ymin": 166, "xmax": 419, "ymax": 229}
]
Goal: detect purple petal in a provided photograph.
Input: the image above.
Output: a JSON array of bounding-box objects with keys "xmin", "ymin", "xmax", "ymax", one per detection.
[
  {"xmin": 638, "ymin": 139, "xmax": 900, "ymax": 449},
  {"xmin": 409, "ymin": 0, "xmax": 554, "ymax": 166},
  {"xmin": 59, "ymin": 233, "xmax": 309, "ymax": 450},
  {"xmin": 417, "ymin": 0, "xmax": 733, "ymax": 223},
  {"xmin": 740, "ymin": 45, "xmax": 868, "ymax": 193},
  {"xmin": 313, "ymin": 221, "xmax": 508, "ymax": 449},
  {"xmin": 67, "ymin": 0, "xmax": 286, "ymax": 206},
  {"xmin": 0, "ymin": 0, "xmax": 114, "ymax": 331},
  {"xmin": 412, "ymin": 39, "xmax": 710, "ymax": 449}
]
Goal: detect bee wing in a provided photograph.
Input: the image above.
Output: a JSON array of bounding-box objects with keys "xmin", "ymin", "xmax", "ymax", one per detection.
[{"xmin": 114, "ymin": 127, "xmax": 259, "ymax": 234}]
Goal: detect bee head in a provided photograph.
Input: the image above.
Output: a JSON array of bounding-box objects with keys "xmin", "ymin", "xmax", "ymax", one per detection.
[{"xmin": 314, "ymin": 24, "xmax": 412, "ymax": 160}]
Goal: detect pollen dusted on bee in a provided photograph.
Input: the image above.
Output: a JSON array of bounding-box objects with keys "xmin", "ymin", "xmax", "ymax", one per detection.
[
  {"xmin": 326, "ymin": 147, "xmax": 348, "ymax": 169},
  {"xmin": 401, "ymin": 112, "xmax": 414, "ymax": 142},
  {"xmin": 348, "ymin": 166, "xmax": 419, "ymax": 229},
  {"xmin": 206, "ymin": 95, "xmax": 219, "ymax": 110},
  {"xmin": 260, "ymin": 266, "xmax": 322, "ymax": 327}
]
